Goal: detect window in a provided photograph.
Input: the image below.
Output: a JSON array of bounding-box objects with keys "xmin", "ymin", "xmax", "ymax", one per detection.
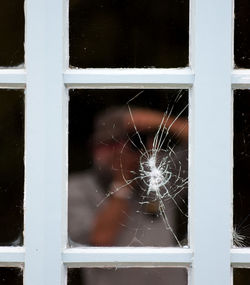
[{"xmin": 0, "ymin": 0, "xmax": 249, "ymax": 284}]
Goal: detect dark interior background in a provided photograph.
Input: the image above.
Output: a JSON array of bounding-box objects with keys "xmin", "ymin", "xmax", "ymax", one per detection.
[
  {"xmin": 68, "ymin": 267, "xmax": 187, "ymax": 285},
  {"xmin": 235, "ymin": 0, "xmax": 250, "ymax": 68},
  {"xmin": 0, "ymin": 90, "xmax": 24, "ymax": 246},
  {"xmin": 234, "ymin": 90, "xmax": 250, "ymax": 248},
  {"xmin": 69, "ymin": 0, "xmax": 189, "ymax": 68},
  {"xmin": 0, "ymin": 1, "xmax": 24, "ymax": 67},
  {"xmin": 0, "ymin": 268, "xmax": 23, "ymax": 285},
  {"xmin": 234, "ymin": 268, "xmax": 250, "ymax": 285}
]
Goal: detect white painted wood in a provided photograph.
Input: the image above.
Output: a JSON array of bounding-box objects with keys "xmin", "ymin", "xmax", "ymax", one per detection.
[
  {"xmin": 190, "ymin": 0, "xmax": 232, "ymax": 284},
  {"xmin": 24, "ymin": 0, "xmax": 67, "ymax": 284},
  {"xmin": 0, "ymin": 70, "xmax": 26, "ymax": 87},
  {"xmin": 64, "ymin": 68, "xmax": 194, "ymax": 87},
  {"xmin": 231, "ymin": 249, "xmax": 250, "ymax": 266},
  {"xmin": 232, "ymin": 70, "xmax": 250, "ymax": 88},
  {"xmin": 0, "ymin": 247, "xmax": 25, "ymax": 265},
  {"xmin": 64, "ymin": 248, "xmax": 192, "ymax": 267}
]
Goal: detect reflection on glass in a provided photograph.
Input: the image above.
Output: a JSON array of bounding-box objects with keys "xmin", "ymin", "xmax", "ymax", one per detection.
[
  {"xmin": 0, "ymin": 90, "xmax": 24, "ymax": 246},
  {"xmin": 68, "ymin": 267, "xmax": 188, "ymax": 285},
  {"xmin": 0, "ymin": 268, "xmax": 23, "ymax": 285},
  {"xmin": 0, "ymin": 1, "xmax": 24, "ymax": 67},
  {"xmin": 234, "ymin": 90, "xmax": 250, "ymax": 247},
  {"xmin": 234, "ymin": 268, "xmax": 250, "ymax": 285},
  {"xmin": 68, "ymin": 89, "xmax": 188, "ymax": 247},
  {"xmin": 69, "ymin": 0, "xmax": 189, "ymax": 68}
]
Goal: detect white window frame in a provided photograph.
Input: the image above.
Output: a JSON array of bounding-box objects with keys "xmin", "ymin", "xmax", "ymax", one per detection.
[{"xmin": 0, "ymin": 0, "xmax": 250, "ymax": 284}]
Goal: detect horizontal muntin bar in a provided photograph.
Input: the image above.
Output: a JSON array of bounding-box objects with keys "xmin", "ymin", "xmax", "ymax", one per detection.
[
  {"xmin": 0, "ymin": 247, "xmax": 25, "ymax": 265},
  {"xmin": 0, "ymin": 70, "xmax": 26, "ymax": 87},
  {"xmin": 232, "ymin": 70, "xmax": 250, "ymax": 88},
  {"xmin": 0, "ymin": 247, "xmax": 249, "ymax": 267},
  {"xmin": 231, "ymin": 248, "xmax": 250, "ymax": 267},
  {"xmin": 63, "ymin": 247, "xmax": 193, "ymax": 267},
  {"xmin": 1, "ymin": 69, "xmax": 250, "ymax": 89},
  {"xmin": 64, "ymin": 68, "xmax": 194, "ymax": 88}
]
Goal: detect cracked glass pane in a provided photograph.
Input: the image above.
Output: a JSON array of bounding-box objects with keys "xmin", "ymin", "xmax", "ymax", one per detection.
[
  {"xmin": 233, "ymin": 90, "xmax": 250, "ymax": 247},
  {"xmin": 68, "ymin": 267, "xmax": 188, "ymax": 285},
  {"xmin": 234, "ymin": 268, "xmax": 250, "ymax": 285},
  {"xmin": 69, "ymin": 0, "xmax": 189, "ymax": 68},
  {"xmin": 0, "ymin": 90, "xmax": 24, "ymax": 246},
  {"xmin": 0, "ymin": 1, "xmax": 24, "ymax": 67},
  {"xmin": 68, "ymin": 89, "xmax": 188, "ymax": 247},
  {"xmin": 0, "ymin": 268, "xmax": 23, "ymax": 285}
]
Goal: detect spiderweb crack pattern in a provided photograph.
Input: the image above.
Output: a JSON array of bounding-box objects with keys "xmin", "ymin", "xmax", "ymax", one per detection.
[{"xmin": 98, "ymin": 90, "xmax": 188, "ymax": 247}]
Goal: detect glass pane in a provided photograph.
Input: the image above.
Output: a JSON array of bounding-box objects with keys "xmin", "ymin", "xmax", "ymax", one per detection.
[
  {"xmin": 0, "ymin": 1, "xmax": 24, "ymax": 67},
  {"xmin": 0, "ymin": 90, "xmax": 24, "ymax": 246},
  {"xmin": 68, "ymin": 89, "xmax": 188, "ymax": 247},
  {"xmin": 69, "ymin": 0, "xmax": 189, "ymax": 68},
  {"xmin": 234, "ymin": 0, "xmax": 250, "ymax": 68},
  {"xmin": 233, "ymin": 90, "xmax": 250, "ymax": 247},
  {"xmin": 0, "ymin": 268, "xmax": 23, "ymax": 285},
  {"xmin": 68, "ymin": 267, "xmax": 188, "ymax": 285},
  {"xmin": 234, "ymin": 268, "xmax": 250, "ymax": 285}
]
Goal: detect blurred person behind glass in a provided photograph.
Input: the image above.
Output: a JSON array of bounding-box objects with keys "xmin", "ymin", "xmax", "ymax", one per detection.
[{"xmin": 68, "ymin": 106, "xmax": 188, "ymax": 285}]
